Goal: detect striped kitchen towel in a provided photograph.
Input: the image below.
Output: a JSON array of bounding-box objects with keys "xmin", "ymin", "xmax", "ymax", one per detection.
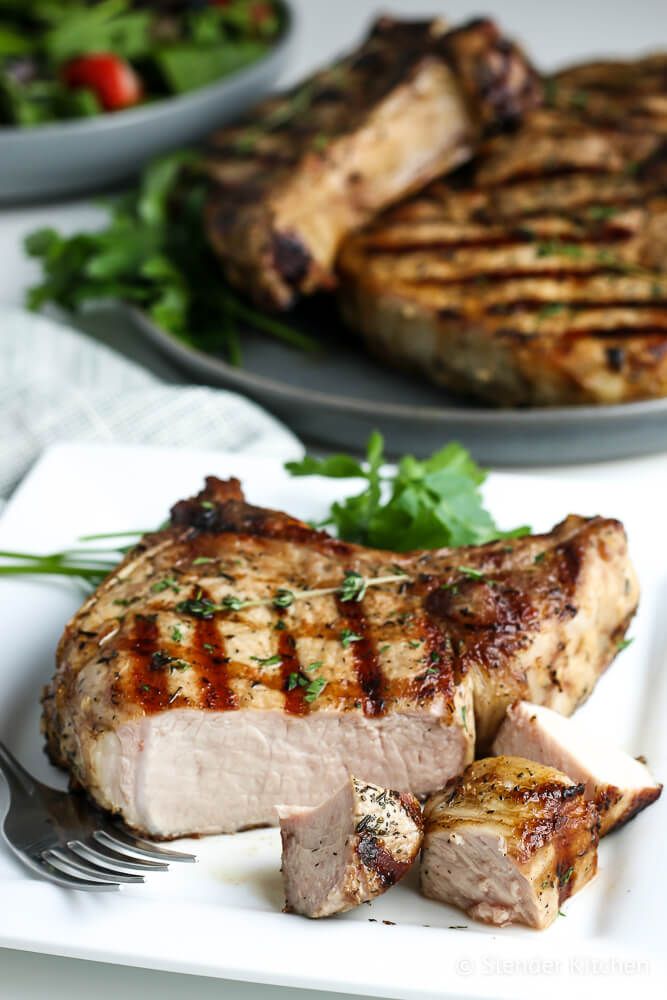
[{"xmin": 0, "ymin": 307, "xmax": 302, "ymax": 501}]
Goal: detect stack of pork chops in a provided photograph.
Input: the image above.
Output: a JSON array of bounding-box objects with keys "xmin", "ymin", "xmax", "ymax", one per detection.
[
  {"xmin": 204, "ymin": 18, "xmax": 667, "ymax": 406},
  {"xmin": 43, "ymin": 15, "xmax": 664, "ymax": 927}
]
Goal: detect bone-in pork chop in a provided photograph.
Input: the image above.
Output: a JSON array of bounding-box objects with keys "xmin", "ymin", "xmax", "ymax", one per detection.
[{"xmin": 42, "ymin": 478, "xmax": 637, "ymax": 838}]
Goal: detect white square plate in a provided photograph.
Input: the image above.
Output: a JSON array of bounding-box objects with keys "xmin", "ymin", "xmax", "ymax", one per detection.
[{"xmin": 0, "ymin": 443, "xmax": 664, "ymax": 999}]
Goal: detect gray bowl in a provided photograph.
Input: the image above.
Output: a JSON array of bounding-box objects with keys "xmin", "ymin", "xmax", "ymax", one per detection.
[{"xmin": 0, "ymin": 2, "xmax": 294, "ymax": 203}]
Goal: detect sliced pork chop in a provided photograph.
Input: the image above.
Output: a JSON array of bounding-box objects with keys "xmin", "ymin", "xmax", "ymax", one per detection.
[
  {"xmin": 421, "ymin": 756, "xmax": 599, "ymax": 928},
  {"xmin": 492, "ymin": 700, "xmax": 662, "ymax": 835},
  {"xmin": 279, "ymin": 776, "xmax": 423, "ymax": 917},
  {"xmin": 42, "ymin": 478, "xmax": 637, "ymax": 838},
  {"xmin": 338, "ymin": 53, "xmax": 667, "ymax": 406},
  {"xmin": 205, "ymin": 16, "xmax": 540, "ymax": 309}
]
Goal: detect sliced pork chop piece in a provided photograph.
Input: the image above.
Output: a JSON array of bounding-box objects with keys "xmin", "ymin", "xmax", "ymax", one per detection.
[
  {"xmin": 204, "ymin": 16, "xmax": 540, "ymax": 309},
  {"xmin": 421, "ymin": 756, "xmax": 599, "ymax": 929},
  {"xmin": 492, "ymin": 700, "xmax": 662, "ymax": 835},
  {"xmin": 278, "ymin": 776, "xmax": 423, "ymax": 917},
  {"xmin": 42, "ymin": 478, "xmax": 636, "ymax": 838}
]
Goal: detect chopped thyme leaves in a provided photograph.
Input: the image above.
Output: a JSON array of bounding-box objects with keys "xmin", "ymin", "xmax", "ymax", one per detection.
[
  {"xmin": 379, "ymin": 644, "xmax": 391, "ymax": 654},
  {"xmin": 616, "ymin": 637, "xmax": 634, "ymax": 652},
  {"xmin": 113, "ymin": 598, "xmax": 132, "ymax": 607},
  {"xmin": 430, "ymin": 651, "xmax": 440, "ymax": 663},
  {"xmin": 140, "ymin": 683, "xmax": 151, "ymax": 692},
  {"xmin": 287, "ymin": 673, "xmax": 300, "ymax": 691},
  {"xmin": 426, "ymin": 666, "xmax": 439, "ymax": 676},
  {"xmin": 311, "ymin": 133, "xmax": 330, "ymax": 152},
  {"xmin": 193, "ymin": 556, "xmax": 215, "ymax": 566},
  {"xmin": 176, "ymin": 597, "xmax": 219, "ymax": 618},
  {"xmin": 536, "ymin": 241, "xmax": 584, "ymax": 260},
  {"xmin": 587, "ymin": 204, "xmax": 618, "ymax": 221},
  {"xmin": 251, "ymin": 654, "xmax": 282, "ymax": 667},
  {"xmin": 339, "ymin": 571, "xmax": 367, "ymax": 602},
  {"xmin": 274, "ymin": 619, "xmax": 287, "ymax": 630},
  {"xmin": 408, "ymin": 640, "xmax": 422, "ymax": 648},
  {"xmin": 461, "ymin": 705, "xmax": 468, "ymax": 732},
  {"xmin": 537, "ymin": 302, "xmax": 565, "ymax": 319},
  {"xmin": 222, "ymin": 595, "xmax": 245, "ymax": 611},
  {"xmin": 305, "ymin": 676, "xmax": 327, "ymax": 703},
  {"xmin": 306, "ymin": 661, "xmax": 322, "ymax": 672},
  {"xmin": 341, "ymin": 628, "xmax": 362, "ymax": 648},
  {"xmin": 457, "ymin": 566, "xmax": 485, "ymax": 580},
  {"xmin": 534, "ymin": 552, "xmax": 546, "ymax": 563},
  {"xmin": 558, "ymin": 866, "xmax": 574, "ymax": 887},
  {"xmin": 171, "ymin": 626, "xmax": 183, "ymax": 642},
  {"xmin": 203, "ymin": 643, "xmax": 215, "ymax": 653},
  {"xmin": 151, "ymin": 576, "xmax": 180, "ymax": 594},
  {"xmin": 273, "ymin": 588, "xmax": 294, "ymax": 609},
  {"xmin": 200, "ymin": 501, "xmax": 215, "ymax": 510}
]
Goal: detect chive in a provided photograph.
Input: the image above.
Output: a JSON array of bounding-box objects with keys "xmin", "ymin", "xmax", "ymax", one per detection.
[{"xmin": 341, "ymin": 629, "xmax": 362, "ymax": 648}]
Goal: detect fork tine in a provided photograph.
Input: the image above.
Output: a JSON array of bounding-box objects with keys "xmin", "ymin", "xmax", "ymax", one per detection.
[
  {"xmin": 96, "ymin": 828, "xmax": 196, "ymax": 863},
  {"xmin": 43, "ymin": 848, "xmax": 143, "ymax": 885},
  {"xmin": 34, "ymin": 856, "xmax": 120, "ymax": 892},
  {"xmin": 68, "ymin": 839, "xmax": 168, "ymax": 873}
]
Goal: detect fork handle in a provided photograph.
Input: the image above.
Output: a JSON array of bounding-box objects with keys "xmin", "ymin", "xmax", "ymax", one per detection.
[{"xmin": 0, "ymin": 740, "xmax": 36, "ymax": 797}]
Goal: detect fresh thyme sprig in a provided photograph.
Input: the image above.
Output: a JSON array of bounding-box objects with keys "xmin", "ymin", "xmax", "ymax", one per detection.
[{"xmin": 176, "ymin": 571, "xmax": 409, "ymax": 619}]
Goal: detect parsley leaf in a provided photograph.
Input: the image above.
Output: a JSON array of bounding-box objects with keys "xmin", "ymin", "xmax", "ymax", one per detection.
[
  {"xmin": 25, "ymin": 151, "xmax": 318, "ymax": 365},
  {"xmin": 286, "ymin": 433, "xmax": 528, "ymax": 551}
]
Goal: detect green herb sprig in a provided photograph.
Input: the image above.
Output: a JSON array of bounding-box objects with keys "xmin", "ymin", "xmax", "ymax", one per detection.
[
  {"xmin": 24, "ymin": 151, "xmax": 318, "ymax": 366},
  {"xmin": 286, "ymin": 432, "xmax": 529, "ymax": 551}
]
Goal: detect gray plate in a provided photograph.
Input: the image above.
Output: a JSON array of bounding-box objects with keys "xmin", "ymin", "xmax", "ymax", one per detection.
[
  {"xmin": 0, "ymin": 3, "xmax": 294, "ymax": 203},
  {"xmin": 130, "ymin": 305, "xmax": 667, "ymax": 466}
]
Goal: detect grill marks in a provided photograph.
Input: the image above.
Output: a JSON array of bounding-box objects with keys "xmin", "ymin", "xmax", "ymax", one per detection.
[
  {"xmin": 336, "ymin": 596, "xmax": 385, "ymax": 717},
  {"xmin": 192, "ymin": 610, "xmax": 237, "ymax": 711},
  {"xmin": 278, "ymin": 626, "xmax": 308, "ymax": 716},
  {"xmin": 129, "ymin": 614, "xmax": 165, "ymax": 712}
]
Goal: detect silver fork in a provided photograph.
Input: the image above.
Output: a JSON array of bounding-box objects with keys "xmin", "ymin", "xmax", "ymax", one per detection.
[{"xmin": 0, "ymin": 740, "xmax": 196, "ymax": 891}]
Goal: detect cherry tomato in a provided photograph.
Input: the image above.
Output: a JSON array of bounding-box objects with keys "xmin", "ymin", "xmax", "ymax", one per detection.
[
  {"xmin": 62, "ymin": 54, "xmax": 143, "ymax": 112},
  {"xmin": 249, "ymin": 2, "xmax": 274, "ymax": 27}
]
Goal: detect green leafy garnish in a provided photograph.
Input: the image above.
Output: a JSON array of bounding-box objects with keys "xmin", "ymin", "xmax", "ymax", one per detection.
[
  {"xmin": 25, "ymin": 151, "xmax": 318, "ymax": 365},
  {"xmin": 286, "ymin": 432, "xmax": 529, "ymax": 551},
  {"xmin": 341, "ymin": 629, "xmax": 363, "ymax": 648},
  {"xmin": 616, "ymin": 638, "xmax": 634, "ymax": 652}
]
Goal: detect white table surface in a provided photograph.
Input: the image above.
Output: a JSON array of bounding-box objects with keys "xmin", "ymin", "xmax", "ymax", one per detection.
[{"xmin": 1, "ymin": 2, "xmax": 666, "ymax": 997}]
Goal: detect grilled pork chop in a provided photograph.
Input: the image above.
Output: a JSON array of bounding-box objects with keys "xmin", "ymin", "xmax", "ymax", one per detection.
[
  {"xmin": 204, "ymin": 17, "xmax": 540, "ymax": 310},
  {"xmin": 421, "ymin": 756, "xmax": 599, "ymax": 928},
  {"xmin": 42, "ymin": 478, "xmax": 637, "ymax": 838},
  {"xmin": 279, "ymin": 776, "xmax": 423, "ymax": 918},
  {"xmin": 492, "ymin": 701, "xmax": 662, "ymax": 835},
  {"xmin": 338, "ymin": 53, "xmax": 667, "ymax": 405}
]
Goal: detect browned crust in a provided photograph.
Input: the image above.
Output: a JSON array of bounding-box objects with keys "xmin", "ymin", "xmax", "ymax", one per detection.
[{"xmin": 204, "ymin": 17, "xmax": 540, "ymax": 309}]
